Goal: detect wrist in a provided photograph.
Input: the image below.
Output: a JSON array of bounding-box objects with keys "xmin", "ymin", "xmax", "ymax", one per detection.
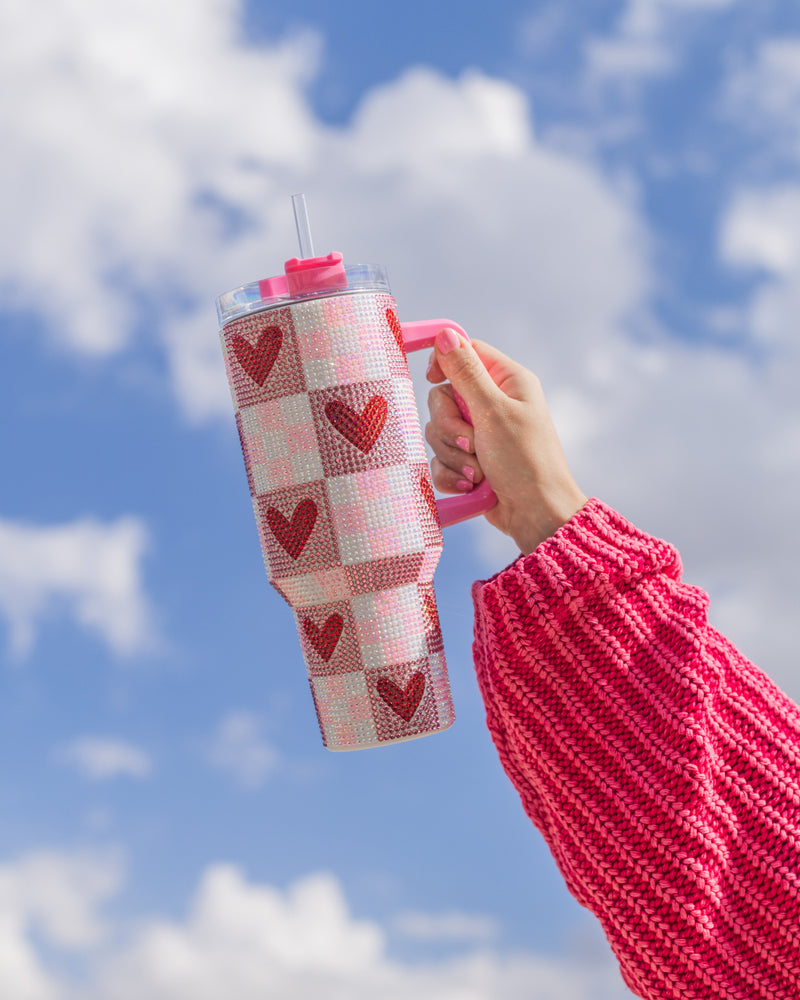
[{"xmin": 513, "ymin": 489, "xmax": 588, "ymax": 555}]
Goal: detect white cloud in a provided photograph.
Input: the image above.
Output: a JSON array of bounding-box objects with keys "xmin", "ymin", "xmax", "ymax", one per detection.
[
  {"xmin": 57, "ymin": 737, "xmax": 153, "ymax": 780},
  {"xmin": 0, "ymin": 855, "xmax": 630, "ymax": 1000},
  {"xmin": 0, "ymin": 847, "xmax": 123, "ymax": 1000},
  {"xmin": 0, "ymin": 0, "xmax": 321, "ymax": 356},
  {"xmin": 722, "ymin": 186, "xmax": 800, "ymax": 278},
  {"xmin": 207, "ymin": 711, "xmax": 280, "ymax": 788},
  {"xmin": 586, "ymin": 0, "xmax": 737, "ymax": 82},
  {"xmin": 92, "ymin": 866, "xmax": 626, "ymax": 1000},
  {"xmin": 724, "ymin": 39, "xmax": 800, "ymax": 159},
  {"xmin": 0, "ymin": 0, "xmax": 650, "ymax": 426},
  {"xmin": 719, "ymin": 40, "xmax": 800, "ymax": 347},
  {"xmin": 392, "ymin": 909, "xmax": 499, "ymax": 943},
  {"xmin": 0, "ymin": 516, "xmax": 154, "ymax": 660}
]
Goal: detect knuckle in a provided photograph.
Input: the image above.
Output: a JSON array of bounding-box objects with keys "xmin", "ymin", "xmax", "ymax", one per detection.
[
  {"xmin": 527, "ymin": 371, "xmax": 542, "ymax": 394},
  {"xmin": 450, "ymin": 354, "xmax": 480, "ymax": 383},
  {"xmin": 427, "ymin": 383, "xmax": 455, "ymax": 411}
]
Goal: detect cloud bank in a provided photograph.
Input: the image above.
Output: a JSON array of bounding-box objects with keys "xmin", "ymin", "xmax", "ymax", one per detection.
[
  {"xmin": 0, "ymin": 0, "xmax": 649, "ymax": 422},
  {"xmin": 0, "ymin": 850, "xmax": 629, "ymax": 1000}
]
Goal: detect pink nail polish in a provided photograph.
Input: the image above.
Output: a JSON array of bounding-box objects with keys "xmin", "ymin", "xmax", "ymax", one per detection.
[
  {"xmin": 462, "ymin": 465, "xmax": 475, "ymax": 483},
  {"xmin": 456, "ymin": 436, "xmax": 470, "ymax": 453},
  {"xmin": 435, "ymin": 328, "xmax": 461, "ymax": 355},
  {"xmin": 456, "ymin": 479, "xmax": 473, "ymax": 492}
]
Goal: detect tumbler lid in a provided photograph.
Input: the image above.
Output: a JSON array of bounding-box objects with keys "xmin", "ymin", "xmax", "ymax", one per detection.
[{"xmin": 216, "ymin": 260, "xmax": 391, "ymax": 326}]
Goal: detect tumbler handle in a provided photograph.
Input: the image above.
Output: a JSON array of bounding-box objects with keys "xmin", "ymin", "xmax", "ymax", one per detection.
[{"xmin": 400, "ymin": 320, "xmax": 497, "ymax": 529}]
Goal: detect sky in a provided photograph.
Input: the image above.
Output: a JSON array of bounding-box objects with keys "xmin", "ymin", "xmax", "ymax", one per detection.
[{"xmin": 1, "ymin": 0, "xmax": 800, "ymax": 997}]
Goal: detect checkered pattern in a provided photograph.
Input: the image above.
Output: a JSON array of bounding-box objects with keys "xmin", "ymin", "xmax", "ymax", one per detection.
[
  {"xmin": 221, "ymin": 291, "xmax": 454, "ymax": 750},
  {"xmin": 240, "ymin": 396, "xmax": 323, "ymax": 493}
]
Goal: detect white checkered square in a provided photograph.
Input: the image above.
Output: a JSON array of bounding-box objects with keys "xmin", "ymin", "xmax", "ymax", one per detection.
[
  {"xmin": 350, "ymin": 584, "xmax": 428, "ymax": 668},
  {"xmin": 426, "ymin": 651, "xmax": 455, "ymax": 723},
  {"xmin": 293, "ymin": 296, "xmax": 392, "ymax": 390},
  {"xmin": 275, "ymin": 566, "xmax": 351, "ymax": 609},
  {"xmin": 327, "ymin": 467, "xmax": 425, "ymax": 566},
  {"xmin": 240, "ymin": 394, "xmax": 323, "ymax": 493},
  {"xmin": 310, "ymin": 672, "xmax": 377, "ymax": 748}
]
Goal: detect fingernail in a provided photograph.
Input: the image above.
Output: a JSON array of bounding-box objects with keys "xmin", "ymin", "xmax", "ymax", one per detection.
[
  {"xmin": 456, "ymin": 479, "xmax": 473, "ymax": 492},
  {"xmin": 462, "ymin": 465, "xmax": 475, "ymax": 483},
  {"xmin": 456, "ymin": 436, "xmax": 471, "ymax": 453},
  {"xmin": 425, "ymin": 355, "xmax": 434, "ymax": 378},
  {"xmin": 436, "ymin": 328, "xmax": 461, "ymax": 355}
]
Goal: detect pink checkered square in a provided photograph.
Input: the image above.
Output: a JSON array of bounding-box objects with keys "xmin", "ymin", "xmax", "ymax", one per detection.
[
  {"xmin": 295, "ymin": 600, "xmax": 362, "ymax": 676},
  {"xmin": 309, "ymin": 380, "xmax": 407, "ymax": 478},
  {"xmin": 310, "ymin": 672, "xmax": 377, "ymax": 749},
  {"xmin": 292, "ymin": 296, "xmax": 393, "ymax": 390},
  {"xmin": 327, "ymin": 468, "xmax": 425, "ymax": 566},
  {"xmin": 418, "ymin": 548, "xmax": 442, "ymax": 583},
  {"xmin": 426, "ymin": 651, "xmax": 454, "ymax": 720},
  {"xmin": 254, "ymin": 480, "xmax": 339, "ymax": 582},
  {"xmin": 418, "ymin": 581, "xmax": 444, "ymax": 654},
  {"xmin": 344, "ymin": 553, "xmax": 425, "ymax": 594},
  {"xmin": 350, "ymin": 584, "xmax": 429, "ymax": 668},
  {"xmin": 390, "ymin": 377, "xmax": 428, "ymax": 464},
  {"xmin": 410, "ymin": 461, "xmax": 444, "ymax": 551},
  {"xmin": 221, "ymin": 307, "xmax": 305, "ymax": 410},
  {"xmin": 239, "ymin": 394, "xmax": 323, "ymax": 494},
  {"xmin": 381, "ymin": 304, "xmax": 413, "ymax": 379},
  {"xmin": 365, "ymin": 659, "xmax": 440, "ymax": 743},
  {"xmin": 235, "ymin": 412, "xmax": 256, "ymax": 495}
]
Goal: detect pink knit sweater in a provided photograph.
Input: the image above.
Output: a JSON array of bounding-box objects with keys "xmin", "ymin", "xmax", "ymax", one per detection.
[{"xmin": 472, "ymin": 499, "xmax": 800, "ymax": 1000}]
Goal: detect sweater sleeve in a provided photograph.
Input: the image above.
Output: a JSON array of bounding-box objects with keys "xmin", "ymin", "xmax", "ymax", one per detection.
[{"xmin": 472, "ymin": 498, "xmax": 800, "ymax": 1000}]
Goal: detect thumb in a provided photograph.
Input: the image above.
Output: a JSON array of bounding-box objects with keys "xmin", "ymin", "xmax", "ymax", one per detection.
[{"xmin": 434, "ymin": 328, "xmax": 502, "ymax": 416}]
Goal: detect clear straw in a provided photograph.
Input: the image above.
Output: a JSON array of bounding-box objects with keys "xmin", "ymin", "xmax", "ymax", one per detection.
[{"xmin": 291, "ymin": 193, "xmax": 315, "ymax": 259}]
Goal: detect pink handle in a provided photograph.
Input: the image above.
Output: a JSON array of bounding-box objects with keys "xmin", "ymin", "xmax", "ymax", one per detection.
[{"xmin": 400, "ymin": 319, "xmax": 497, "ymax": 529}]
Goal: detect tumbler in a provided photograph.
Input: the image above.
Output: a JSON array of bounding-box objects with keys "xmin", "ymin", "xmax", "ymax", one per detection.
[{"xmin": 216, "ymin": 197, "xmax": 495, "ymax": 750}]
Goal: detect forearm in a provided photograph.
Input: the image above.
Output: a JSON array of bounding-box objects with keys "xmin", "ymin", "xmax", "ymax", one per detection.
[{"xmin": 473, "ymin": 499, "xmax": 800, "ymax": 1000}]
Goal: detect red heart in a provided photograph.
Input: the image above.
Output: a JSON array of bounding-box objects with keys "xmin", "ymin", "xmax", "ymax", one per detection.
[
  {"xmin": 325, "ymin": 396, "xmax": 388, "ymax": 454},
  {"xmin": 385, "ymin": 308, "xmax": 405, "ymax": 353},
  {"xmin": 419, "ymin": 475, "xmax": 439, "ymax": 522},
  {"xmin": 377, "ymin": 671, "xmax": 425, "ymax": 722},
  {"xmin": 302, "ymin": 613, "xmax": 343, "ymax": 661},
  {"xmin": 265, "ymin": 498, "xmax": 317, "ymax": 559},
  {"xmin": 422, "ymin": 593, "xmax": 440, "ymax": 635},
  {"xmin": 232, "ymin": 327, "xmax": 282, "ymax": 386}
]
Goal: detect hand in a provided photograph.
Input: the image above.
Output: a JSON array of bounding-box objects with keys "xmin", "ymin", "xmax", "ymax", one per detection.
[{"xmin": 425, "ymin": 329, "xmax": 587, "ymax": 555}]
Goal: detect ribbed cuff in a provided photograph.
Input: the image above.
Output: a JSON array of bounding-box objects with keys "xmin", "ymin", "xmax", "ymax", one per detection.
[{"xmin": 473, "ymin": 498, "xmax": 683, "ymax": 608}]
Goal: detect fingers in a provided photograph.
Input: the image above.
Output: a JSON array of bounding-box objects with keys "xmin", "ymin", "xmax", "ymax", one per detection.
[
  {"xmin": 430, "ymin": 329, "xmax": 503, "ymax": 416},
  {"xmin": 425, "ymin": 384, "xmax": 484, "ymax": 489},
  {"xmin": 430, "ymin": 456, "xmax": 479, "ymax": 494},
  {"xmin": 426, "ymin": 352, "xmax": 446, "ymax": 385},
  {"xmin": 426, "ymin": 384, "xmax": 474, "ymax": 455},
  {"xmin": 426, "ymin": 437, "xmax": 483, "ymax": 489}
]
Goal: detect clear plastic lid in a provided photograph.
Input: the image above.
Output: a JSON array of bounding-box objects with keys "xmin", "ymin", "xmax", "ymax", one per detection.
[{"xmin": 216, "ymin": 262, "xmax": 391, "ymax": 327}]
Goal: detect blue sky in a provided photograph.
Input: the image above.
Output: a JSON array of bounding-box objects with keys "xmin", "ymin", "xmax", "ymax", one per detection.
[{"xmin": 2, "ymin": 1, "xmax": 800, "ymax": 997}]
